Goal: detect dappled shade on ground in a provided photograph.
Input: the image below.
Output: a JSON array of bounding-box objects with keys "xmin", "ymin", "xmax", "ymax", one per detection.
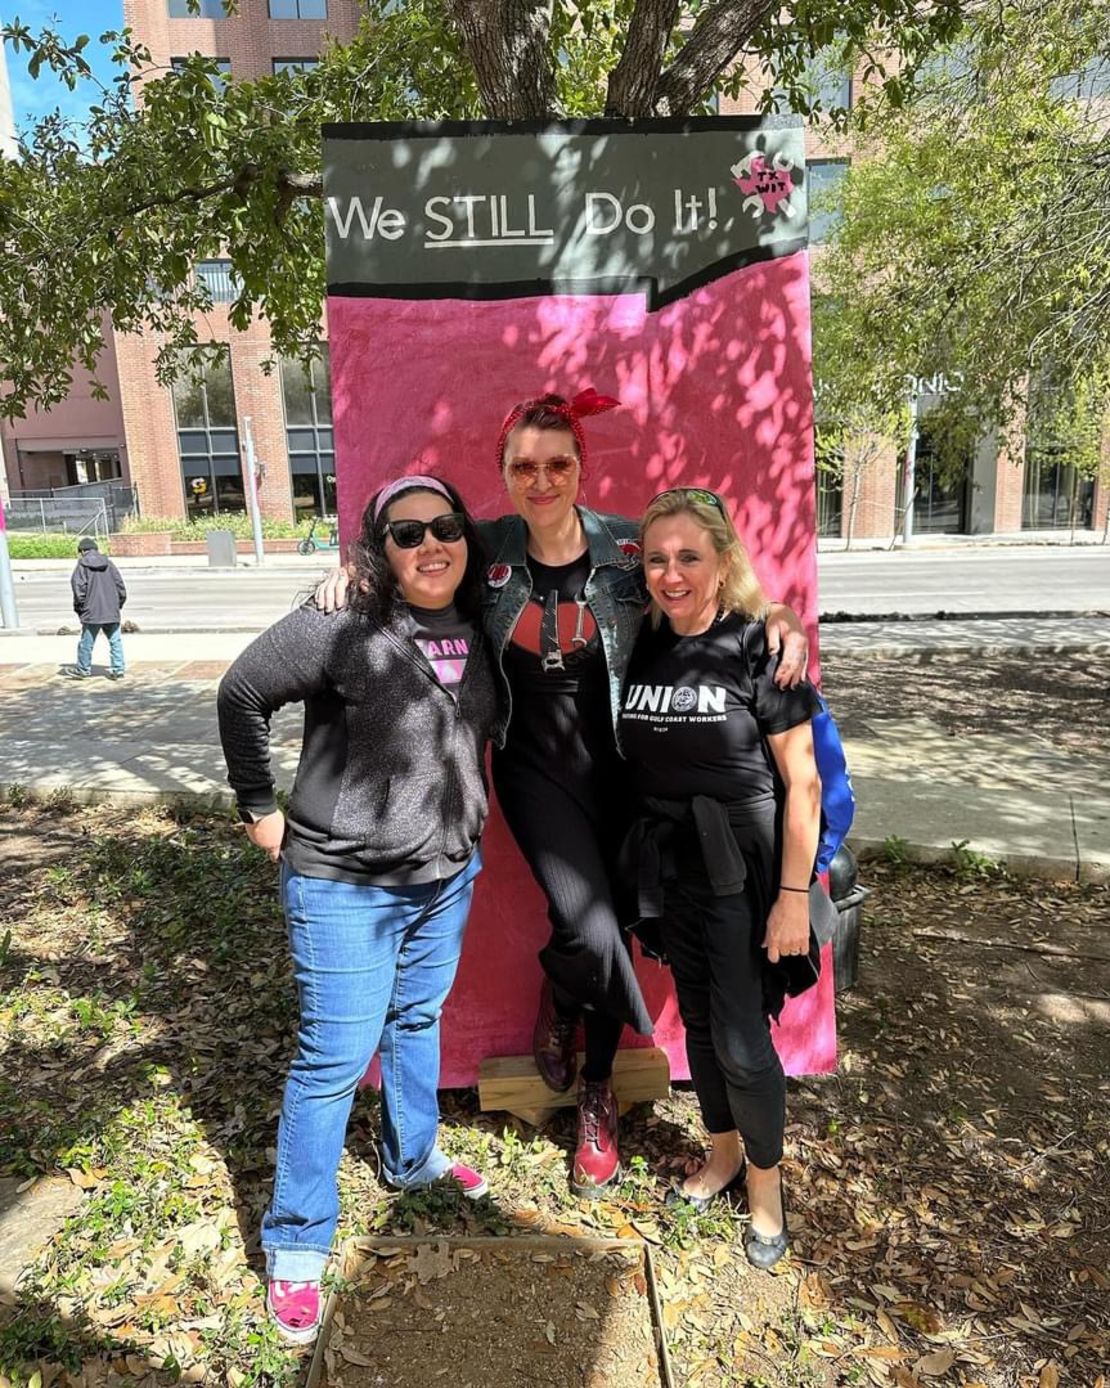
[{"xmin": 0, "ymin": 801, "xmax": 1106, "ymax": 1387}]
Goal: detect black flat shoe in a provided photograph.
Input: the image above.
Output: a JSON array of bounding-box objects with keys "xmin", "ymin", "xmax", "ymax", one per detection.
[
  {"xmin": 664, "ymin": 1158, "xmax": 747, "ymax": 1213},
  {"xmin": 744, "ymin": 1174, "xmax": 789, "ymax": 1270}
]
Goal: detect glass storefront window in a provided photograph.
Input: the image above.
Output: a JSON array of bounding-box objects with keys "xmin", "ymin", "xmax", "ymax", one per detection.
[
  {"xmin": 281, "ymin": 347, "xmax": 334, "ymax": 517},
  {"xmin": 172, "ymin": 348, "xmax": 241, "ymax": 516},
  {"xmin": 1023, "ymin": 451, "xmax": 1095, "ymax": 529}
]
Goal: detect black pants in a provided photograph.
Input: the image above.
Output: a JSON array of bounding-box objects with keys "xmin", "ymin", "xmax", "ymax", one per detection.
[
  {"xmin": 494, "ymin": 767, "xmax": 653, "ymax": 1076},
  {"xmin": 659, "ymin": 872, "xmax": 785, "ymax": 1169}
]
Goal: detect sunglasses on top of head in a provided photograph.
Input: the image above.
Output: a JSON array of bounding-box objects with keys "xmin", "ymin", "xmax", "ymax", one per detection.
[
  {"xmin": 506, "ymin": 457, "xmax": 577, "ymax": 484},
  {"xmin": 383, "ymin": 512, "xmax": 466, "ymax": 549},
  {"xmin": 650, "ymin": 486, "xmax": 726, "ymax": 514}
]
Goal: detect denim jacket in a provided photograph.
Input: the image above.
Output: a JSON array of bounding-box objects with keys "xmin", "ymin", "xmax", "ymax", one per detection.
[{"xmin": 476, "ymin": 507, "xmax": 646, "ymax": 751}]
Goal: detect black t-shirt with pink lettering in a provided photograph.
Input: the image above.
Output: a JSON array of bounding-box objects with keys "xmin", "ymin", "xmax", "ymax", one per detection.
[
  {"xmin": 409, "ymin": 603, "xmax": 474, "ymax": 698},
  {"xmin": 620, "ymin": 612, "xmax": 820, "ymax": 807}
]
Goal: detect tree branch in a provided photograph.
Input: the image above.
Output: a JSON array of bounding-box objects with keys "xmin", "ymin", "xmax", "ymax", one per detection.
[
  {"xmin": 655, "ymin": 0, "xmax": 776, "ymax": 115},
  {"xmin": 444, "ymin": 0, "xmax": 556, "ymax": 119},
  {"xmin": 604, "ymin": 0, "xmax": 680, "ymax": 117}
]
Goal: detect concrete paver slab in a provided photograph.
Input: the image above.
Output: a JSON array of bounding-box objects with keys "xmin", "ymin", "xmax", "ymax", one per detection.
[{"xmin": 0, "ymin": 1177, "xmax": 85, "ymax": 1294}]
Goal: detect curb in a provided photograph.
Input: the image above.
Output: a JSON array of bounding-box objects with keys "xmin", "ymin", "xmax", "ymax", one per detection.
[
  {"xmin": 818, "ymin": 641, "xmax": 1110, "ymax": 661},
  {"xmin": 849, "ymin": 835, "xmax": 1109, "ymax": 887},
  {"xmin": 818, "ymin": 609, "xmax": 1110, "ymax": 623},
  {"xmin": 4, "ymin": 782, "xmax": 1106, "ymax": 886}
]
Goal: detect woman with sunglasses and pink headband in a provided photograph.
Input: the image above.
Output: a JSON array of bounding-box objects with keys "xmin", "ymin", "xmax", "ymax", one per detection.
[
  {"xmin": 314, "ymin": 390, "xmax": 808, "ymax": 1200},
  {"xmin": 218, "ymin": 476, "xmax": 504, "ymax": 1344}
]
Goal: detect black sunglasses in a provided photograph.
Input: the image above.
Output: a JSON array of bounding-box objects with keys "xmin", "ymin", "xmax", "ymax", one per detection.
[
  {"xmin": 384, "ymin": 512, "xmax": 466, "ymax": 549},
  {"xmin": 649, "ymin": 486, "xmax": 726, "ymax": 514}
]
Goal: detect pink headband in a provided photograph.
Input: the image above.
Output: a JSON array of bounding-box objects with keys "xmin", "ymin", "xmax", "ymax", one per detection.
[
  {"xmin": 373, "ymin": 474, "xmax": 454, "ymax": 523},
  {"xmin": 496, "ymin": 387, "xmax": 621, "ymax": 473}
]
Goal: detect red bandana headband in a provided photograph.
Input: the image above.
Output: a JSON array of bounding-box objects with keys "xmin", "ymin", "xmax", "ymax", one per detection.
[{"xmin": 495, "ymin": 387, "xmax": 621, "ymax": 472}]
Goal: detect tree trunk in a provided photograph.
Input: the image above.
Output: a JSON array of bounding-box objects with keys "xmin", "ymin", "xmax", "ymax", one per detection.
[
  {"xmin": 654, "ymin": 0, "xmax": 776, "ymax": 115},
  {"xmin": 605, "ymin": 0, "xmax": 680, "ymax": 116},
  {"xmin": 846, "ymin": 460, "xmax": 863, "ymax": 551},
  {"xmin": 445, "ymin": 0, "xmax": 557, "ymax": 119}
]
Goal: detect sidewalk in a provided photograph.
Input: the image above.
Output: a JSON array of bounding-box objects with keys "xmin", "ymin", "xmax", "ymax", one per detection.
[
  {"xmin": 817, "ymin": 527, "xmax": 1108, "ymax": 551},
  {"xmin": 0, "ymin": 621, "xmax": 1107, "ymax": 882}
]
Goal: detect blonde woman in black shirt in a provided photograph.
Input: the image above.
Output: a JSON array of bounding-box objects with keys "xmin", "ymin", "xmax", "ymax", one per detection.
[{"xmin": 619, "ymin": 487, "xmax": 823, "ymax": 1270}]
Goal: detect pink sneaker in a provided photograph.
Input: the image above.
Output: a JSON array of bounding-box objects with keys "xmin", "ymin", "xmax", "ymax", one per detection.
[
  {"xmin": 443, "ymin": 1161, "xmax": 489, "ymax": 1199},
  {"xmin": 267, "ymin": 1278, "xmax": 321, "ymax": 1344}
]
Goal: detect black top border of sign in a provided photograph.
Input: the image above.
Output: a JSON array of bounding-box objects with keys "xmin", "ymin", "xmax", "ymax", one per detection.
[
  {"xmin": 322, "ymin": 115, "xmax": 804, "ymax": 140},
  {"xmin": 323, "ymin": 116, "xmax": 806, "ymax": 309}
]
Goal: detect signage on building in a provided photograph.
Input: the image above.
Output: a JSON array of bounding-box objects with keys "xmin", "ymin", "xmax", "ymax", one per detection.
[{"xmin": 323, "ymin": 118, "xmax": 807, "ymax": 310}]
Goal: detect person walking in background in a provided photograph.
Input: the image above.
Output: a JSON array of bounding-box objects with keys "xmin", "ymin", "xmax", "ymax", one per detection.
[{"xmin": 67, "ymin": 538, "xmax": 127, "ymax": 680}]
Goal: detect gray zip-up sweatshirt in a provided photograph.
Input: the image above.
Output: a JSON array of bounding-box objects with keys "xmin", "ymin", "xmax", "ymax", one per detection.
[{"xmin": 217, "ymin": 604, "xmax": 501, "ymax": 885}]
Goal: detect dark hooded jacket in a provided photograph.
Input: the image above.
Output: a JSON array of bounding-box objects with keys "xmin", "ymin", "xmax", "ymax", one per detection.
[{"xmin": 71, "ymin": 550, "xmax": 127, "ymax": 625}]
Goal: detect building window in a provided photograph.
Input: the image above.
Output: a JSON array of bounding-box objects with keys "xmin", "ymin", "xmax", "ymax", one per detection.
[
  {"xmin": 272, "ymin": 58, "xmax": 320, "ymax": 74},
  {"xmin": 194, "ymin": 259, "xmax": 238, "ymax": 303},
  {"xmin": 167, "ymin": 56, "xmax": 230, "ymax": 79},
  {"xmin": 772, "ymin": 49, "xmax": 852, "ymax": 115},
  {"xmin": 268, "ymin": 0, "xmax": 328, "ymax": 18},
  {"xmin": 807, "ymin": 159, "xmax": 849, "ymax": 244},
  {"xmin": 1022, "ymin": 451, "xmax": 1095, "ymax": 530},
  {"xmin": 168, "ymin": 1, "xmax": 230, "ymax": 17},
  {"xmin": 813, "ymin": 431, "xmax": 844, "ymax": 537},
  {"xmin": 171, "ymin": 349, "xmax": 243, "ymax": 520},
  {"xmin": 897, "ymin": 423, "xmax": 970, "ymax": 534},
  {"xmin": 281, "ymin": 351, "xmax": 334, "ymax": 518}
]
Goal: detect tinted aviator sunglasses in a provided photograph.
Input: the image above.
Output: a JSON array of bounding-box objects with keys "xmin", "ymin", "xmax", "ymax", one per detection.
[
  {"xmin": 649, "ymin": 486, "xmax": 725, "ymax": 513},
  {"xmin": 384, "ymin": 512, "xmax": 466, "ymax": 548},
  {"xmin": 507, "ymin": 457, "xmax": 577, "ymax": 484}
]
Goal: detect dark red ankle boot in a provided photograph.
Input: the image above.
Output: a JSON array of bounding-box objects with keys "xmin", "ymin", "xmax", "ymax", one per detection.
[
  {"xmin": 571, "ymin": 1078, "xmax": 620, "ymax": 1196},
  {"xmin": 532, "ymin": 978, "xmax": 578, "ymax": 1092}
]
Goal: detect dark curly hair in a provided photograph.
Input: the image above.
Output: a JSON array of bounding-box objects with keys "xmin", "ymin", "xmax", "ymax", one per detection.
[{"xmin": 348, "ymin": 478, "xmax": 487, "ymax": 625}]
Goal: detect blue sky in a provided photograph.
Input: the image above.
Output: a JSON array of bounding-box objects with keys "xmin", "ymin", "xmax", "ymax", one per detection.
[{"xmin": 4, "ymin": 0, "xmax": 126, "ymax": 133}]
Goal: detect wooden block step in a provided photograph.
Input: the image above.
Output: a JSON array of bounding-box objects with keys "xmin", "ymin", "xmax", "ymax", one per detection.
[{"xmin": 478, "ymin": 1047, "xmax": 670, "ymax": 1117}]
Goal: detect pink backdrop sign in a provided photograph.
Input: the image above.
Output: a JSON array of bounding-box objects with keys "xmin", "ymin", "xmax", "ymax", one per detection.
[{"xmin": 323, "ymin": 119, "xmax": 835, "ymax": 1084}]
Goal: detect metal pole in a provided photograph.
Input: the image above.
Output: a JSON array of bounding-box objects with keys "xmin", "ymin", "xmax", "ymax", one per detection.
[
  {"xmin": 241, "ymin": 416, "xmax": 265, "ymax": 567},
  {"xmin": 0, "ymin": 509, "xmax": 18, "ymax": 631},
  {"xmin": 901, "ymin": 385, "xmax": 919, "ymax": 547}
]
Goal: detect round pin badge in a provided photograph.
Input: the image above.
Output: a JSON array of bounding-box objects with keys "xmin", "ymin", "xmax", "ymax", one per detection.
[
  {"xmin": 618, "ymin": 540, "xmax": 641, "ymax": 559},
  {"xmin": 487, "ymin": 563, "xmax": 512, "ymax": 588}
]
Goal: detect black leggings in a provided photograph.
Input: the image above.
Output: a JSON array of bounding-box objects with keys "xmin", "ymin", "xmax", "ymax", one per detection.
[
  {"xmin": 552, "ymin": 984, "xmax": 624, "ymax": 1083},
  {"xmin": 659, "ymin": 872, "xmax": 785, "ymax": 1169}
]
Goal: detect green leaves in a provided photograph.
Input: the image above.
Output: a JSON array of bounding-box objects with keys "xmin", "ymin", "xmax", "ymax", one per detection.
[
  {"xmin": 0, "ymin": 0, "xmax": 983, "ymax": 417},
  {"xmin": 815, "ymin": 0, "xmax": 1110, "ymax": 458}
]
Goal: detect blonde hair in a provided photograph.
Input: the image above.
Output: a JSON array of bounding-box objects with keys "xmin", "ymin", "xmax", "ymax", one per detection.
[{"xmin": 640, "ymin": 489, "xmax": 768, "ymax": 625}]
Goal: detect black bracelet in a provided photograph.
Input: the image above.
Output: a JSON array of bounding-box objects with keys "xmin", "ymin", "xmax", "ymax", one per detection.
[{"xmin": 779, "ymin": 885, "xmax": 809, "ymax": 893}]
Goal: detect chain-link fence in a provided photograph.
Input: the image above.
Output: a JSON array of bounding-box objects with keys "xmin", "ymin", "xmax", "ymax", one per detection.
[
  {"xmin": 5, "ymin": 483, "xmax": 139, "ymax": 534},
  {"xmin": 4, "ymin": 496, "xmax": 110, "ymax": 537}
]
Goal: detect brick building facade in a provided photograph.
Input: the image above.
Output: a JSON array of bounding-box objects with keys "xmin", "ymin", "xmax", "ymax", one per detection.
[{"xmin": 3, "ymin": 5, "xmax": 1106, "ymax": 539}]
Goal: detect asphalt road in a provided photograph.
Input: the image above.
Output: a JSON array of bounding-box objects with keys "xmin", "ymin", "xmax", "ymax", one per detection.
[
  {"xmin": 816, "ymin": 546, "xmax": 1110, "ymax": 617},
  {"xmin": 5, "ymin": 546, "xmax": 1109, "ymax": 631}
]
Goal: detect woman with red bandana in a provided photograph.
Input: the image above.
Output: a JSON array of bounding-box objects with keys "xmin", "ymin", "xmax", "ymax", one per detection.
[{"xmin": 315, "ymin": 390, "xmax": 808, "ymax": 1196}]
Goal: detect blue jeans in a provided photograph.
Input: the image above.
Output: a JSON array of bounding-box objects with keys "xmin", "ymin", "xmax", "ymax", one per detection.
[
  {"xmin": 76, "ymin": 622, "xmax": 124, "ymax": 675},
  {"xmin": 262, "ymin": 853, "xmax": 481, "ymax": 1282}
]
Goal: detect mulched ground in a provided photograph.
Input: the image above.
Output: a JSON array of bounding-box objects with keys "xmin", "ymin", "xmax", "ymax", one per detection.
[{"xmin": 1, "ymin": 796, "xmax": 1106, "ymax": 1388}]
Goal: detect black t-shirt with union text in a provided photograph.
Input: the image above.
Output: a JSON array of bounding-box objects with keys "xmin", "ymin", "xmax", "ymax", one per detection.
[{"xmin": 620, "ymin": 611, "xmax": 820, "ymax": 806}]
